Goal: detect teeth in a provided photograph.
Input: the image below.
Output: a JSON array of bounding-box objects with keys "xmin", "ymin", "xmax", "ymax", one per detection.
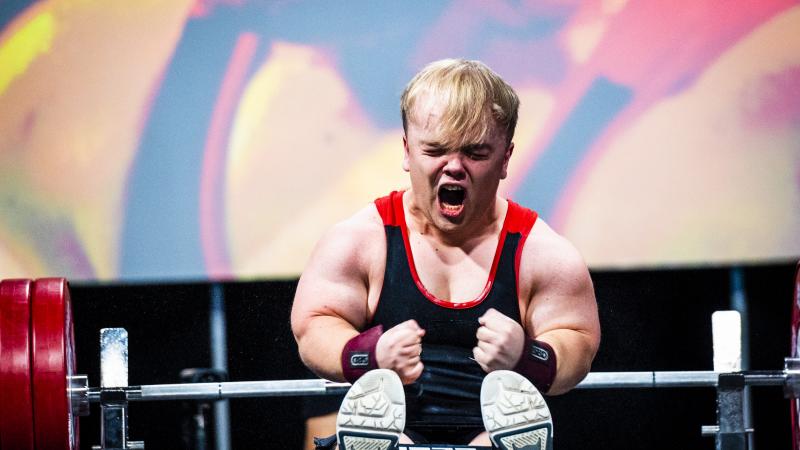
[{"xmin": 442, "ymin": 185, "xmax": 463, "ymax": 191}]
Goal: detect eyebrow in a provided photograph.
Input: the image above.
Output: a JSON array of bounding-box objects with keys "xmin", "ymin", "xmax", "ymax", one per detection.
[
  {"xmin": 461, "ymin": 143, "xmax": 491, "ymax": 152},
  {"xmin": 420, "ymin": 141, "xmax": 490, "ymax": 151}
]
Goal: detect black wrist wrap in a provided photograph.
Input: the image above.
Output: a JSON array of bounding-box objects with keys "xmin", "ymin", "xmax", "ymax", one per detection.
[
  {"xmin": 512, "ymin": 338, "xmax": 557, "ymax": 393},
  {"xmin": 340, "ymin": 325, "xmax": 383, "ymax": 383}
]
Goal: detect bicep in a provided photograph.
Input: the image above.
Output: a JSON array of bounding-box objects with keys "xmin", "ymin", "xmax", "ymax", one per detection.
[
  {"xmin": 524, "ymin": 243, "xmax": 600, "ymax": 344},
  {"xmin": 290, "ymin": 226, "xmax": 373, "ymax": 342}
]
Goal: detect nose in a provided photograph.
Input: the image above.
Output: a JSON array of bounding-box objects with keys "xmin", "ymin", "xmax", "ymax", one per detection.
[{"xmin": 442, "ymin": 154, "xmax": 466, "ymax": 180}]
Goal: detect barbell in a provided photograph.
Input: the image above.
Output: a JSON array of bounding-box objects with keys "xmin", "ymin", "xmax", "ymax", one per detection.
[
  {"xmin": 1, "ymin": 276, "xmax": 798, "ymax": 450},
  {"xmin": 0, "ymin": 278, "xmax": 78, "ymax": 450}
]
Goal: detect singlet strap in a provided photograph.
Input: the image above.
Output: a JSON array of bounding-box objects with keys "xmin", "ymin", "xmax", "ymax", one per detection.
[
  {"xmin": 505, "ymin": 200, "xmax": 538, "ymax": 294},
  {"xmin": 505, "ymin": 199, "xmax": 538, "ymax": 235},
  {"xmin": 374, "ymin": 191, "xmax": 403, "ymax": 226}
]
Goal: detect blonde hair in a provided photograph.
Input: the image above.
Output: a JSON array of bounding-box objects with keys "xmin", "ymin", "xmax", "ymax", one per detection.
[{"xmin": 400, "ymin": 59, "xmax": 519, "ymax": 148}]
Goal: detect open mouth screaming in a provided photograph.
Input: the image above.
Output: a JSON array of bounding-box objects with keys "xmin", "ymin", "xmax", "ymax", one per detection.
[{"xmin": 438, "ymin": 185, "xmax": 466, "ymax": 218}]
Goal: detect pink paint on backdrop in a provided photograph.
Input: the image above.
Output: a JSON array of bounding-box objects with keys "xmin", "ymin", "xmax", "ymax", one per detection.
[
  {"xmin": 742, "ymin": 66, "xmax": 800, "ymax": 129},
  {"xmin": 200, "ymin": 32, "xmax": 259, "ymax": 278},
  {"xmin": 510, "ymin": 0, "xmax": 796, "ymax": 205}
]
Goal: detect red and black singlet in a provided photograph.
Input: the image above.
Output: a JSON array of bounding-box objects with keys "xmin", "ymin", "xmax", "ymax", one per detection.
[{"xmin": 370, "ymin": 190, "xmax": 538, "ymax": 428}]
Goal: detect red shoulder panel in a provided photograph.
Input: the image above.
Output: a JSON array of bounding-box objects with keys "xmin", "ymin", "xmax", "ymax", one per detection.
[
  {"xmin": 505, "ymin": 200, "xmax": 538, "ymax": 236},
  {"xmin": 374, "ymin": 190, "xmax": 404, "ymax": 226},
  {"xmin": 506, "ymin": 200, "xmax": 539, "ymax": 291}
]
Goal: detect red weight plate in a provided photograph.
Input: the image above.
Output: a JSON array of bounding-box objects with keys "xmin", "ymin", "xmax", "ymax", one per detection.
[
  {"xmin": 0, "ymin": 279, "xmax": 35, "ymax": 450},
  {"xmin": 792, "ymin": 263, "xmax": 800, "ymax": 450},
  {"xmin": 31, "ymin": 278, "xmax": 78, "ymax": 450}
]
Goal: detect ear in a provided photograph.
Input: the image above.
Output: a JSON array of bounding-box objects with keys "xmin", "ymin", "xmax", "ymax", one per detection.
[
  {"xmin": 500, "ymin": 142, "xmax": 514, "ymax": 179},
  {"xmin": 402, "ymin": 136, "xmax": 410, "ymax": 172}
]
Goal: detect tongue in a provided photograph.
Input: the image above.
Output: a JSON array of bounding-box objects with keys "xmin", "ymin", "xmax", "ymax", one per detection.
[{"xmin": 439, "ymin": 188, "xmax": 464, "ymax": 206}]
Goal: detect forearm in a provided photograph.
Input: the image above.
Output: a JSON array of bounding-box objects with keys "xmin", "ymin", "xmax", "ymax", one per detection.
[
  {"xmin": 296, "ymin": 316, "xmax": 359, "ymax": 382},
  {"xmin": 536, "ymin": 328, "xmax": 598, "ymax": 395}
]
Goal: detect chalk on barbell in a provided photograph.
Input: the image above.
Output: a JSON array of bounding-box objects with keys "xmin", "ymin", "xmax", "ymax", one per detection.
[{"xmin": 712, "ymin": 310, "xmax": 742, "ymax": 373}]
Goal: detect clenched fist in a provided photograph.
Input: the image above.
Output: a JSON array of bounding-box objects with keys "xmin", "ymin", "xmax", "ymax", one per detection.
[
  {"xmin": 473, "ymin": 308, "xmax": 525, "ymax": 373},
  {"xmin": 376, "ymin": 319, "xmax": 426, "ymax": 384}
]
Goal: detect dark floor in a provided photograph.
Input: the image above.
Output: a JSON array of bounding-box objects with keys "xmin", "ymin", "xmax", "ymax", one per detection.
[{"xmin": 70, "ymin": 262, "xmax": 795, "ymax": 449}]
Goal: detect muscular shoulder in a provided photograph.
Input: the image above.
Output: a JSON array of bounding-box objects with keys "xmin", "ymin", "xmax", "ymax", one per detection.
[
  {"xmin": 307, "ymin": 203, "xmax": 385, "ymax": 276},
  {"xmin": 519, "ymin": 218, "xmax": 592, "ymax": 298},
  {"xmin": 335, "ymin": 203, "xmax": 385, "ymax": 240},
  {"xmin": 293, "ymin": 203, "xmax": 386, "ymax": 329}
]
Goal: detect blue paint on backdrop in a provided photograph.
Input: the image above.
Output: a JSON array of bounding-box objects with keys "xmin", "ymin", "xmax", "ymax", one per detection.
[
  {"xmin": 512, "ymin": 77, "xmax": 632, "ymax": 220},
  {"xmin": 119, "ymin": 2, "xmax": 447, "ymax": 279},
  {"xmin": 119, "ymin": 17, "xmax": 245, "ymax": 279}
]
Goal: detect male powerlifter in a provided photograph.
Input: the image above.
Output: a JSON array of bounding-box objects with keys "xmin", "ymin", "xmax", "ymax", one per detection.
[{"xmin": 291, "ymin": 59, "xmax": 600, "ymax": 449}]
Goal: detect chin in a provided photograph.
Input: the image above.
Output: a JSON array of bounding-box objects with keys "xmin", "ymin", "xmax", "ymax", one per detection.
[{"xmin": 434, "ymin": 212, "xmax": 465, "ymax": 230}]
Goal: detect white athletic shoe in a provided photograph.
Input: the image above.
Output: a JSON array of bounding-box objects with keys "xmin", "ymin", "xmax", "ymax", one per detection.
[
  {"xmin": 336, "ymin": 369, "xmax": 406, "ymax": 450},
  {"xmin": 480, "ymin": 370, "xmax": 553, "ymax": 450}
]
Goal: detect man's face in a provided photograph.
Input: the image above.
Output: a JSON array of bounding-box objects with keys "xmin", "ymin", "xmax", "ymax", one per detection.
[{"xmin": 403, "ymin": 94, "xmax": 513, "ymax": 233}]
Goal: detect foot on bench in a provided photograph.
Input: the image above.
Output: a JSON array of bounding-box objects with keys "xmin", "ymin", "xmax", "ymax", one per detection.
[
  {"xmin": 481, "ymin": 370, "xmax": 553, "ymax": 450},
  {"xmin": 336, "ymin": 369, "xmax": 405, "ymax": 450}
]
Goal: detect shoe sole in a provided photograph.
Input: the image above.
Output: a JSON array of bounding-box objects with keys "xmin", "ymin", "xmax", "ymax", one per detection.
[
  {"xmin": 336, "ymin": 369, "xmax": 405, "ymax": 450},
  {"xmin": 480, "ymin": 370, "xmax": 553, "ymax": 450}
]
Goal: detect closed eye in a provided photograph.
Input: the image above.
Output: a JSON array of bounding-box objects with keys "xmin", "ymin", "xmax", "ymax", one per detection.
[
  {"xmin": 463, "ymin": 144, "xmax": 490, "ymax": 160},
  {"xmin": 465, "ymin": 150, "xmax": 489, "ymax": 160},
  {"xmin": 422, "ymin": 146, "xmax": 446, "ymax": 156}
]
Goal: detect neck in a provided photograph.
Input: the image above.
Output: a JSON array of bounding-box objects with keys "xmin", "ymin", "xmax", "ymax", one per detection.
[{"xmin": 404, "ymin": 190, "xmax": 506, "ymax": 247}]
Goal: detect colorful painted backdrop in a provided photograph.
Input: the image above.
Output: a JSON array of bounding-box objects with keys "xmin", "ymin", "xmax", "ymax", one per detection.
[{"xmin": 1, "ymin": 0, "xmax": 798, "ymax": 281}]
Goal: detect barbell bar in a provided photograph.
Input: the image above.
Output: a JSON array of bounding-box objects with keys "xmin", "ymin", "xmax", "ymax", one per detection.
[
  {"xmin": 2, "ymin": 277, "xmax": 798, "ymax": 450},
  {"xmin": 68, "ymin": 369, "xmax": 790, "ymax": 406}
]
